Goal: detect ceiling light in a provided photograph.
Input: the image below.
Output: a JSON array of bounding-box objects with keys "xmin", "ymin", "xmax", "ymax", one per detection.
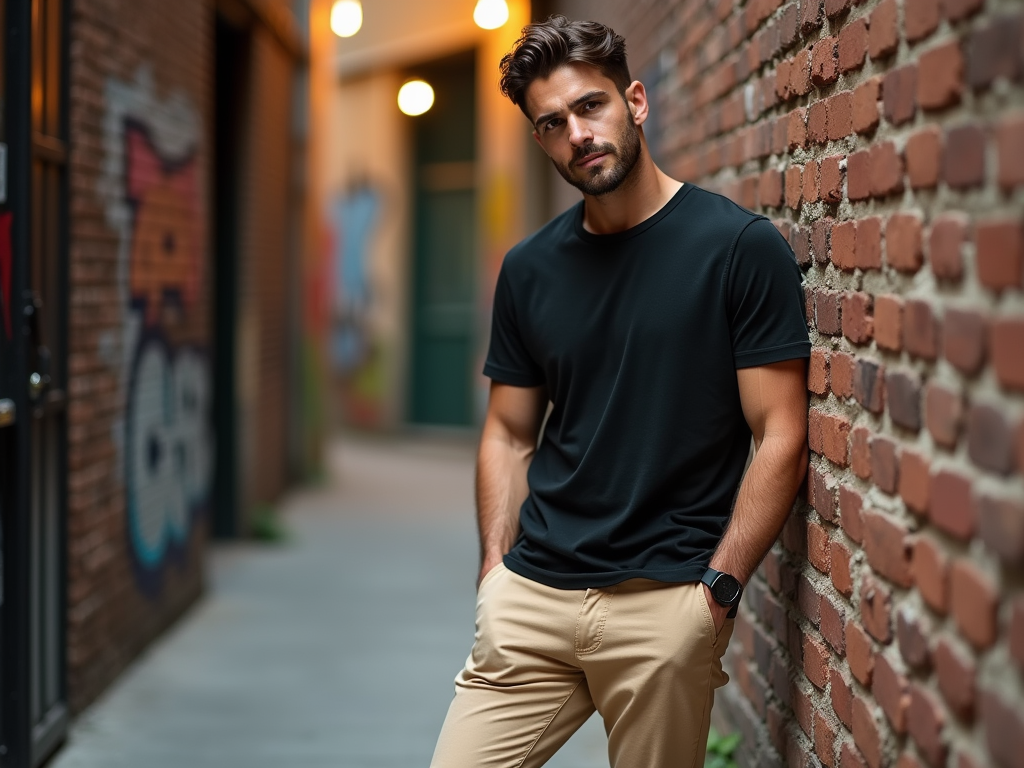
[
  {"xmin": 331, "ymin": 0, "xmax": 363, "ymax": 37},
  {"xmin": 473, "ymin": 0, "xmax": 509, "ymax": 30},
  {"xmin": 398, "ymin": 80, "xmax": 435, "ymax": 116}
]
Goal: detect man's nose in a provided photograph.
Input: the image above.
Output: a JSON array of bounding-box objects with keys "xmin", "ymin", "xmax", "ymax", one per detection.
[{"xmin": 566, "ymin": 115, "xmax": 594, "ymax": 147}]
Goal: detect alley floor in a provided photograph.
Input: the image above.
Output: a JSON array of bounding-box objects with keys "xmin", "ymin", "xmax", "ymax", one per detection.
[{"xmin": 49, "ymin": 434, "xmax": 606, "ymax": 768}]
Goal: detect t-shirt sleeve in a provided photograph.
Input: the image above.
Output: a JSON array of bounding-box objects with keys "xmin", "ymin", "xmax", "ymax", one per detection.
[
  {"xmin": 726, "ymin": 217, "xmax": 811, "ymax": 369},
  {"xmin": 483, "ymin": 264, "xmax": 546, "ymax": 387}
]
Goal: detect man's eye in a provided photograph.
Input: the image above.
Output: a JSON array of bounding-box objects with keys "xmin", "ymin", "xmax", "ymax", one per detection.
[
  {"xmin": 584, "ymin": 101, "xmax": 598, "ymax": 110},
  {"xmin": 545, "ymin": 119, "xmax": 562, "ymax": 131}
]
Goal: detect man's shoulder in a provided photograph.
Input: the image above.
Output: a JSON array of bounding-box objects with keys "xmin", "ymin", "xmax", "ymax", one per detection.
[
  {"xmin": 671, "ymin": 184, "xmax": 767, "ymax": 237},
  {"xmin": 504, "ymin": 203, "xmax": 580, "ymax": 269}
]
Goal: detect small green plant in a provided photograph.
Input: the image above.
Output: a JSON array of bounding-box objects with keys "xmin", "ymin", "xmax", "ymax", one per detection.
[
  {"xmin": 250, "ymin": 503, "xmax": 289, "ymax": 543},
  {"xmin": 705, "ymin": 727, "xmax": 741, "ymax": 768}
]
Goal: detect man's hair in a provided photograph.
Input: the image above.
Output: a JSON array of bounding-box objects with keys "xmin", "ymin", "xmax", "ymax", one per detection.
[{"xmin": 498, "ymin": 16, "xmax": 631, "ymax": 118}]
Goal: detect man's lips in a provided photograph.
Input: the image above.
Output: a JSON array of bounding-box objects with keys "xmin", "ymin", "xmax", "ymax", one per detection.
[{"xmin": 576, "ymin": 152, "xmax": 609, "ymax": 168}]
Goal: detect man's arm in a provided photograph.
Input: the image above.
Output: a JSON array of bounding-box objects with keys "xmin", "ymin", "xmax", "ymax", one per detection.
[
  {"xmin": 705, "ymin": 358, "xmax": 809, "ymax": 627},
  {"xmin": 476, "ymin": 381, "xmax": 548, "ymax": 586}
]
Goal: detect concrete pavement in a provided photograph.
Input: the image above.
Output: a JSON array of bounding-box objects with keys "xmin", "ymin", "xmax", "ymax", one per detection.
[{"xmin": 49, "ymin": 435, "xmax": 606, "ymax": 768}]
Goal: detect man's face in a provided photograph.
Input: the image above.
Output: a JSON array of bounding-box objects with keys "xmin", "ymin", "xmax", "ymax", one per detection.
[{"xmin": 525, "ymin": 63, "xmax": 643, "ymax": 197}]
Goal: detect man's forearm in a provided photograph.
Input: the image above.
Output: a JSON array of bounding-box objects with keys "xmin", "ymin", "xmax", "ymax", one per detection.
[
  {"xmin": 475, "ymin": 433, "xmax": 534, "ymax": 573},
  {"xmin": 709, "ymin": 433, "xmax": 808, "ymax": 585}
]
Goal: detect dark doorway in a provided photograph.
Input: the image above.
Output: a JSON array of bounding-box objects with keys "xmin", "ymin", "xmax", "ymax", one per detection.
[
  {"xmin": 0, "ymin": 0, "xmax": 70, "ymax": 765},
  {"xmin": 408, "ymin": 50, "xmax": 478, "ymax": 426},
  {"xmin": 211, "ymin": 12, "xmax": 249, "ymax": 538}
]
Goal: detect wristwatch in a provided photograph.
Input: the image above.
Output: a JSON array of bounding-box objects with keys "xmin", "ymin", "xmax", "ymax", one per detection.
[{"xmin": 700, "ymin": 567, "xmax": 743, "ymax": 618}]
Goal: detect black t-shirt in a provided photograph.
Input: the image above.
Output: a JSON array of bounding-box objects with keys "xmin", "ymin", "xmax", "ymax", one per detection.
[{"xmin": 484, "ymin": 183, "xmax": 810, "ymax": 589}]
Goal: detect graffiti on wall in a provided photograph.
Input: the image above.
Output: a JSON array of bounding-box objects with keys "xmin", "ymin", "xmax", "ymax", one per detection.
[
  {"xmin": 99, "ymin": 68, "xmax": 212, "ymax": 595},
  {"xmin": 328, "ymin": 181, "xmax": 385, "ymax": 425}
]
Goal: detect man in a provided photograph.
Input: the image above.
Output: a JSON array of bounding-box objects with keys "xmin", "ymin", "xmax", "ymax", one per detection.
[{"xmin": 430, "ymin": 16, "xmax": 809, "ymax": 768}]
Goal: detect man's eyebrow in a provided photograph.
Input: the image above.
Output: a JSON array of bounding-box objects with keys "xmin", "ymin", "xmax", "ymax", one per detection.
[{"xmin": 533, "ymin": 90, "xmax": 609, "ymax": 130}]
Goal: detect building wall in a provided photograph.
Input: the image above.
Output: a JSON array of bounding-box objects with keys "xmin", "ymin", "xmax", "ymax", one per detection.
[
  {"xmin": 67, "ymin": 0, "xmax": 213, "ymax": 712},
  {"xmin": 551, "ymin": 2, "xmax": 1023, "ymax": 766}
]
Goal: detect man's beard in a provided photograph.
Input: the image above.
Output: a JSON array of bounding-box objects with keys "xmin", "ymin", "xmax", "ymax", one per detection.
[{"xmin": 553, "ymin": 114, "xmax": 642, "ymax": 197}]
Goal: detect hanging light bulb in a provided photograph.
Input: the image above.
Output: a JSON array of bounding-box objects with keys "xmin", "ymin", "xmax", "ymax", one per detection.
[
  {"xmin": 398, "ymin": 80, "xmax": 435, "ymax": 116},
  {"xmin": 331, "ymin": 0, "xmax": 363, "ymax": 37},
  {"xmin": 473, "ymin": 0, "xmax": 509, "ymax": 30}
]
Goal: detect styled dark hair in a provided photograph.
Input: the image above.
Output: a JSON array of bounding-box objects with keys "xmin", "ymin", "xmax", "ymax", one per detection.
[{"xmin": 498, "ymin": 16, "xmax": 631, "ymax": 117}]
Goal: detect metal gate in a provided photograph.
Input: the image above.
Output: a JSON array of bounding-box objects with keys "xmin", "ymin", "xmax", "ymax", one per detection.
[{"xmin": 0, "ymin": 0, "xmax": 69, "ymax": 765}]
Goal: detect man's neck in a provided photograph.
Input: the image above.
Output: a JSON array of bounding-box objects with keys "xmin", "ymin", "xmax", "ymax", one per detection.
[{"xmin": 580, "ymin": 154, "xmax": 684, "ymax": 235}]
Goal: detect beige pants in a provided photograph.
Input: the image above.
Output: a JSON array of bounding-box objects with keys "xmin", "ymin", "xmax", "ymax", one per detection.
[{"xmin": 430, "ymin": 563, "xmax": 735, "ymax": 768}]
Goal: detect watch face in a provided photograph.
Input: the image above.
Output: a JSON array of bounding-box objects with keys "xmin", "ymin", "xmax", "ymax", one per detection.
[{"xmin": 711, "ymin": 574, "xmax": 742, "ymax": 604}]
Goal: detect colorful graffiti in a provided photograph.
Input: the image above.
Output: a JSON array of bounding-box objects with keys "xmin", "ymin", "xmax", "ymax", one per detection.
[
  {"xmin": 99, "ymin": 69, "xmax": 211, "ymax": 594},
  {"xmin": 328, "ymin": 181, "xmax": 385, "ymax": 425}
]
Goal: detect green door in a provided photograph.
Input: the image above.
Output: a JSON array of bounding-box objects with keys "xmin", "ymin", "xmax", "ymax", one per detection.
[{"xmin": 409, "ymin": 52, "xmax": 477, "ymax": 426}]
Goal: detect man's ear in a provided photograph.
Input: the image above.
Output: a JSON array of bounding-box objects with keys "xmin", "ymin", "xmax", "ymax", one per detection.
[{"xmin": 624, "ymin": 80, "xmax": 649, "ymax": 126}]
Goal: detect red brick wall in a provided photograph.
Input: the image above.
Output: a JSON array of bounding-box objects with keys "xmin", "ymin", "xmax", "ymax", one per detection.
[
  {"xmin": 550, "ymin": 1, "xmax": 1024, "ymax": 766},
  {"xmin": 67, "ymin": 0, "xmax": 212, "ymax": 712}
]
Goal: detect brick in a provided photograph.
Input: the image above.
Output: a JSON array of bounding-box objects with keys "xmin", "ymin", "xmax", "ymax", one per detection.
[
  {"xmin": 943, "ymin": 308, "xmax": 987, "ymax": 375},
  {"xmin": 783, "ymin": 511, "xmax": 809, "ymax": 556},
  {"xmin": 831, "ymin": 667, "xmax": 854, "ymax": 728},
  {"xmin": 992, "ymin": 318, "xmax": 1024, "ymax": 391},
  {"xmin": 908, "ymin": 685, "xmax": 948, "ymax": 768},
  {"xmin": 979, "ymin": 493, "xmax": 1024, "ymax": 565},
  {"xmin": 791, "ymin": 47, "xmax": 813, "ymax": 97},
  {"xmin": 760, "ymin": 168, "xmax": 784, "ymax": 208},
  {"xmin": 854, "ymin": 358, "xmax": 884, "ymax": 413},
  {"xmin": 843, "ymin": 292, "xmax": 874, "ymax": 344},
  {"xmin": 839, "ymin": 19, "xmax": 868, "ymax": 73},
  {"xmin": 777, "ymin": 58, "xmax": 795, "ymax": 101},
  {"xmin": 1012, "ymin": 598, "xmax": 1024, "ymax": 670},
  {"xmin": 906, "ymin": 0, "xmax": 941, "ymax": 42},
  {"xmin": 809, "ymin": 519, "xmax": 832, "ymax": 572},
  {"xmin": 868, "ymin": 0, "xmax": 898, "ymax": 59},
  {"xmin": 951, "ymin": 559, "xmax": 998, "ymax": 650},
  {"xmin": 780, "ymin": 3, "xmax": 800, "ymax": 48},
  {"xmin": 860, "ymin": 573, "xmax": 892, "ymax": 643},
  {"xmin": 793, "ymin": 682, "xmax": 814, "ymax": 738},
  {"xmin": 811, "ymin": 36, "xmax": 839, "ymax": 86},
  {"xmin": 820, "ymin": 155, "xmax": 843, "ymax": 203},
  {"xmin": 811, "ymin": 218, "xmax": 832, "ymax": 265},
  {"xmin": 929, "ymin": 213, "xmax": 967, "ymax": 281},
  {"xmin": 848, "ymin": 150, "xmax": 871, "ymax": 200},
  {"xmin": 850, "ymin": 429, "xmax": 871, "ymax": 483},
  {"xmin": 943, "ymin": 125, "xmax": 986, "ymax": 189},
  {"xmin": 912, "ymin": 536, "xmax": 949, "ymax": 614},
  {"xmin": 804, "ymin": 635, "xmax": 830, "ymax": 688},
  {"xmin": 997, "ymin": 113, "xmax": 1024, "ymax": 191},
  {"xmin": 824, "ymin": 0, "xmax": 849, "ymax": 17},
  {"xmin": 873, "ymin": 653, "xmax": 910, "ymax": 732},
  {"xmin": 815, "ymin": 709, "xmax": 839, "ymax": 768},
  {"xmin": 918, "ymin": 42, "xmax": 964, "ymax": 110},
  {"xmin": 798, "ymin": 572, "xmax": 821, "ymax": 623},
  {"xmin": 886, "ymin": 214, "xmax": 923, "ymax": 273},
  {"xmin": 943, "ymin": 0, "xmax": 982, "ymax": 22},
  {"xmin": 803, "ymin": 159, "xmax": 820, "ymax": 203},
  {"xmin": 869, "ymin": 142, "xmax": 904, "ymax": 198},
  {"xmin": 925, "ymin": 384, "xmax": 963, "ymax": 449},
  {"xmin": 934, "ymin": 638, "xmax": 975, "ymax": 721},
  {"xmin": 773, "ymin": 115, "xmax": 790, "ymax": 154},
  {"xmin": 827, "ymin": 91, "xmax": 852, "ymax": 140},
  {"xmin": 820, "ymin": 597, "xmax": 845, "ymax": 655},
  {"xmin": 874, "ymin": 295, "xmax": 903, "ymax": 351},
  {"xmin": 801, "ymin": 0, "xmax": 823, "ymax": 30},
  {"xmin": 883, "ymin": 64, "xmax": 917, "ymax": 125},
  {"xmin": 852, "ymin": 694, "xmax": 884, "ymax": 768},
  {"xmin": 966, "ymin": 16, "xmax": 1024, "ymax": 91},
  {"xmin": 976, "ymin": 219, "xmax": 1024, "ymax": 293},
  {"xmin": 852, "ymin": 78, "xmax": 881, "ymax": 134},
  {"xmin": 831, "ymin": 350, "xmax": 854, "ymax": 398},
  {"xmin": 967, "ymin": 403, "xmax": 1016, "ymax": 474},
  {"xmin": 930, "ymin": 469, "xmax": 977, "ymax": 540},
  {"xmin": 870, "ymin": 435, "xmax": 898, "ymax": 493},
  {"xmin": 847, "ymin": 620, "xmax": 875, "ymax": 685},
  {"xmin": 905, "ymin": 127, "xmax": 943, "ymax": 189},
  {"xmin": 831, "ymin": 539, "xmax": 854, "ymax": 596},
  {"xmin": 904, "ymin": 299, "xmax": 940, "ymax": 361},
  {"xmin": 811, "ymin": 466, "xmax": 839, "ymax": 520},
  {"xmin": 886, "ymin": 370, "xmax": 921, "ymax": 432},
  {"xmin": 897, "ymin": 606, "xmax": 932, "ymax": 670},
  {"xmin": 808, "ymin": 100, "xmax": 828, "ymax": 144},
  {"xmin": 808, "ymin": 348, "xmax": 829, "ymax": 395},
  {"xmin": 863, "ymin": 509, "xmax": 912, "ymax": 587},
  {"xmin": 815, "ymin": 289, "xmax": 843, "ymax": 335},
  {"xmin": 898, "ymin": 450, "xmax": 930, "ymax": 514},
  {"xmin": 831, "ymin": 220, "xmax": 857, "ymax": 270},
  {"xmin": 979, "ymin": 691, "xmax": 1024, "ymax": 768},
  {"xmin": 899, "ymin": 754, "xmax": 927, "ymax": 768},
  {"xmin": 786, "ymin": 165, "xmax": 803, "ymax": 209},
  {"xmin": 788, "ymin": 107, "xmax": 808, "ymax": 149},
  {"xmin": 841, "ymin": 743, "xmax": 869, "ymax": 768},
  {"xmin": 858, "ymin": 218, "xmax": 884, "ymax": 270}
]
